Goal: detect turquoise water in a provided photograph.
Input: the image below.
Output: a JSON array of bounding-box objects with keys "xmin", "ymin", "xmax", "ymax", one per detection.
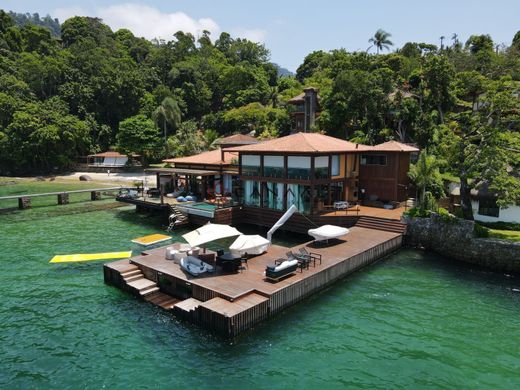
[{"xmin": 2, "ymin": 203, "xmax": 520, "ymax": 388}]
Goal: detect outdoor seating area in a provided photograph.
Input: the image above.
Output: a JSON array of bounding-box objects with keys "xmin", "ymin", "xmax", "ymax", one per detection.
[{"xmin": 264, "ymin": 247, "xmax": 323, "ymax": 282}]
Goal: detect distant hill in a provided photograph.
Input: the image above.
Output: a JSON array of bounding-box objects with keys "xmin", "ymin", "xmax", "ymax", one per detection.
[
  {"xmin": 273, "ymin": 63, "xmax": 295, "ymax": 77},
  {"xmin": 8, "ymin": 11, "xmax": 61, "ymax": 37}
]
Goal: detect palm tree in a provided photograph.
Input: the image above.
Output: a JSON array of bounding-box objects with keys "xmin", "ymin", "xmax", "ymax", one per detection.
[
  {"xmin": 408, "ymin": 151, "xmax": 440, "ymax": 209},
  {"xmin": 152, "ymin": 97, "xmax": 181, "ymax": 151},
  {"xmin": 440, "ymin": 35, "xmax": 445, "ymax": 50},
  {"xmin": 368, "ymin": 29, "xmax": 393, "ymax": 54},
  {"xmin": 203, "ymin": 129, "xmax": 220, "ymax": 150},
  {"xmin": 451, "ymin": 33, "xmax": 458, "ymax": 45}
]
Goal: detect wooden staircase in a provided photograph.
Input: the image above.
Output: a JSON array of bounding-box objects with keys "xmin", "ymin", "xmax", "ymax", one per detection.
[
  {"xmin": 167, "ymin": 204, "xmax": 188, "ymax": 230},
  {"xmin": 355, "ymin": 216, "xmax": 407, "ymax": 234},
  {"xmin": 144, "ymin": 291, "xmax": 180, "ymax": 310},
  {"xmin": 120, "ymin": 266, "xmax": 160, "ymax": 297},
  {"xmin": 119, "ymin": 264, "xmax": 180, "ymax": 310}
]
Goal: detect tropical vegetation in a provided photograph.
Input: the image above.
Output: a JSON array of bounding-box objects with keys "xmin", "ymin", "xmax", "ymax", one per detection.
[{"xmin": 0, "ymin": 10, "xmax": 519, "ymax": 219}]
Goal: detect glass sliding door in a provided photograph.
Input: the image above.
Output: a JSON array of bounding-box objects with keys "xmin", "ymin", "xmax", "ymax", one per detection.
[
  {"xmin": 262, "ymin": 182, "xmax": 284, "ymax": 210},
  {"xmin": 243, "ymin": 180, "xmax": 260, "ymax": 206},
  {"xmin": 286, "ymin": 183, "xmax": 311, "ymax": 214}
]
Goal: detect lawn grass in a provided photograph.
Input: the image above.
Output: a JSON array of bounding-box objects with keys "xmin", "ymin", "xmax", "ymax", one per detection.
[{"xmin": 488, "ymin": 228, "xmax": 520, "ymax": 243}]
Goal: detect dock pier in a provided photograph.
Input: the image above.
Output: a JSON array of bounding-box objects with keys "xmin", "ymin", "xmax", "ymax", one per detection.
[
  {"xmin": 0, "ymin": 187, "xmax": 136, "ymax": 209},
  {"xmin": 104, "ymin": 226, "xmax": 403, "ymax": 338}
]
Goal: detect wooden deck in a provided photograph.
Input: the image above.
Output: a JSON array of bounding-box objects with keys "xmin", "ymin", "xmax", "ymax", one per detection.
[
  {"xmin": 105, "ymin": 226, "xmax": 403, "ymax": 337},
  {"xmin": 321, "ymin": 205, "xmax": 405, "ymax": 220}
]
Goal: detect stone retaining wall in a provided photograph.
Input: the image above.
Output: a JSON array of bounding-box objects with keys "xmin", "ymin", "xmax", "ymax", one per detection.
[{"xmin": 404, "ymin": 214, "xmax": 520, "ymax": 272}]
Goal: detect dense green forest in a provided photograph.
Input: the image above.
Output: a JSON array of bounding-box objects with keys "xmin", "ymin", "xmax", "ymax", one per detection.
[{"xmin": 0, "ymin": 10, "xmax": 518, "ymax": 215}]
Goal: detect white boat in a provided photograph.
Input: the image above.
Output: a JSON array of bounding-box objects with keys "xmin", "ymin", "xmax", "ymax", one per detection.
[
  {"xmin": 229, "ymin": 235, "xmax": 270, "ymax": 258},
  {"xmin": 180, "ymin": 256, "xmax": 214, "ymax": 276},
  {"xmin": 308, "ymin": 225, "xmax": 349, "ymax": 241}
]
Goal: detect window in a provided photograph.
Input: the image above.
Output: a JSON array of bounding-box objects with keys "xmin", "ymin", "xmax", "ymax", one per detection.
[
  {"xmin": 314, "ymin": 156, "xmax": 329, "ymax": 179},
  {"xmin": 331, "ymin": 155, "xmax": 340, "ymax": 176},
  {"xmin": 264, "ymin": 155, "xmax": 284, "ymax": 178},
  {"xmin": 287, "ymin": 156, "xmax": 311, "ymax": 180},
  {"xmin": 478, "ymin": 199, "xmax": 499, "ymax": 217},
  {"xmin": 242, "ymin": 155, "xmax": 260, "ymax": 176},
  {"xmin": 361, "ymin": 154, "xmax": 387, "ymax": 166}
]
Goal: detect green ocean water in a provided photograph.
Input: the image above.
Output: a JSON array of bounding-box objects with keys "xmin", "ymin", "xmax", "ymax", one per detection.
[{"xmin": 1, "ymin": 198, "xmax": 520, "ymax": 388}]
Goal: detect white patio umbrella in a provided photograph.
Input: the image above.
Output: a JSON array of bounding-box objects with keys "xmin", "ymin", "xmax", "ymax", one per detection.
[
  {"xmin": 229, "ymin": 235, "xmax": 270, "ymax": 258},
  {"xmin": 182, "ymin": 223, "xmax": 242, "ymax": 247}
]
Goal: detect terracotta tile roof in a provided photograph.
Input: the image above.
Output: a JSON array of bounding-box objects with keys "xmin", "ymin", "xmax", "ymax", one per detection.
[
  {"xmin": 369, "ymin": 141, "xmax": 420, "ymax": 152},
  {"xmin": 163, "ymin": 148, "xmax": 238, "ymax": 166},
  {"xmin": 88, "ymin": 151, "xmax": 137, "ymax": 157},
  {"xmin": 214, "ymin": 134, "xmax": 258, "ymax": 145},
  {"xmin": 223, "ymin": 132, "xmax": 372, "ymax": 154}
]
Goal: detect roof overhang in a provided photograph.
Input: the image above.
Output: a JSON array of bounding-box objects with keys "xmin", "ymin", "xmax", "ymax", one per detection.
[{"xmin": 145, "ymin": 168, "xmax": 220, "ymax": 176}]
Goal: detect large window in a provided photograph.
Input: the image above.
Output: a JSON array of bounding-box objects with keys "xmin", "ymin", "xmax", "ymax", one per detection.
[
  {"xmin": 314, "ymin": 156, "xmax": 329, "ymax": 179},
  {"xmin": 361, "ymin": 154, "xmax": 387, "ymax": 166},
  {"xmin": 331, "ymin": 155, "xmax": 340, "ymax": 176},
  {"xmin": 264, "ymin": 155, "xmax": 284, "ymax": 178},
  {"xmin": 287, "ymin": 184, "xmax": 311, "ymax": 214},
  {"xmin": 242, "ymin": 155, "xmax": 261, "ymax": 176},
  {"xmin": 287, "ymin": 156, "xmax": 311, "ymax": 180},
  {"xmin": 243, "ymin": 180, "xmax": 260, "ymax": 206},
  {"xmin": 478, "ymin": 199, "xmax": 500, "ymax": 217},
  {"xmin": 262, "ymin": 182, "xmax": 284, "ymax": 210}
]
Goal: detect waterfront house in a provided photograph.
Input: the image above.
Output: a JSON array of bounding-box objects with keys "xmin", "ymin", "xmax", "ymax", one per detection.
[
  {"xmin": 118, "ymin": 132, "xmax": 418, "ymax": 231},
  {"xmin": 223, "ymin": 133, "xmax": 418, "ymax": 214}
]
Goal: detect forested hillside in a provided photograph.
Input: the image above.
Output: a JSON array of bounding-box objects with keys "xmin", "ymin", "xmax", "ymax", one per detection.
[{"xmin": 0, "ymin": 10, "xmax": 518, "ymax": 210}]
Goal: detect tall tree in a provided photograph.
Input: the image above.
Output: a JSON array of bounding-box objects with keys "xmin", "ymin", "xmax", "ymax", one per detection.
[
  {"xmin": 152, "ymin": 97, "xmax": 181, "ymax": 151},
  {"xmin": 368, "ymin": 29, "xmax": 393, "ymax": 54}
]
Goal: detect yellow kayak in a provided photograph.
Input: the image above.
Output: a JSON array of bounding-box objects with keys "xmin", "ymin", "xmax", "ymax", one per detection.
[
  {"xmin": 131, "ymin": 233, "xmax": 171, "ymax": 246},
  {"xmin": 50, "ymin": 251, "xmax": 132, "ymax": 263}
]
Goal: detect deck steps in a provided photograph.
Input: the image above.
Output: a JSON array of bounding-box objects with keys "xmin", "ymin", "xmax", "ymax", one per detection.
[
  {"xmin": 121, "ymin": 269, "xmax": 141, "ymax": 278},
  {"xmin": 125, "ymin": 276, "xmax": 160, "ymax": 296},
  {"xmin": 139, "ymin": 286, "xmax": 160, "ymax": 296},
  {"xmin": 355, "ymin": 216, "xmax": 406, "ymax": 234},
  {"xmin": 145, "ymin": 291, "xmax": 180, "ymax": 310}
]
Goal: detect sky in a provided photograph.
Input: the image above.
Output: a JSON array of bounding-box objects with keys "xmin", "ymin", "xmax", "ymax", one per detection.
[{"xmin": 3, "ymin": 0, "xmax": 520, "ymax": 72}]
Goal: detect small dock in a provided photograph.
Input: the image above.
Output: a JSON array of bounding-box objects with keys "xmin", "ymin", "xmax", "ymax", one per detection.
[
  {"xmin": 104, "ymin": 226, "xmax": 403, "ymax": 337},
  {"xmin": 0, "ymin": 187, "xmax": 136, "ymax": 209}
]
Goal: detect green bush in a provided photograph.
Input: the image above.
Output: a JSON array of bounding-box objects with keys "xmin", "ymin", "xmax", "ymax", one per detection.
[
  {"xmin": 474, "ymin": 223, "xmax": 490, "ymax": 238},
  {"xmin": 404, "ymin": 206, "xmax": 431, "ymax": 218}
]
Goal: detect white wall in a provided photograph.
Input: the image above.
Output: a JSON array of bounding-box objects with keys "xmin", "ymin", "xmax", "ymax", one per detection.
[{"xmin": 472, "ymin": 200, "xmax": 520, "ymax": 223}]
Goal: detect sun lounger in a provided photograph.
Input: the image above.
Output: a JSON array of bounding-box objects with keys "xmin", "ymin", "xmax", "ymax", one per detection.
[{"xmin": 265, "ymin": 258, "xmax": 298, "ymax": 281}]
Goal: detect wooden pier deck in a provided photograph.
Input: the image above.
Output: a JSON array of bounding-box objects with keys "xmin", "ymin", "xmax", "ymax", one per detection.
[{"xmin": 104, "ymin": 226, "xmax": 403, "ymax": 337}]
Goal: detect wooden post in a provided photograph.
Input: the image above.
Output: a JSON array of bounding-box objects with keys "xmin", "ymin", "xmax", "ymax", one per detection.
[
  {"xmin": 18, "ymin": 197, "xmax": 31, "ymax": 209},
  {"xmin": 57, "ymin": 193, "xmax": 69, "ymax": 205},
  {"xmin": 91, "ymin": 191, "xmax": 101, "ymax": 201}
]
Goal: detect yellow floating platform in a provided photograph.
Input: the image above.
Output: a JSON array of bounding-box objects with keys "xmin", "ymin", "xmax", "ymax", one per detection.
[
  {"xmin": 50, "ymin": 251, "xmax": 132, "ymax": 263},
  {"xmin": 131, "ymin": 233, "xmax": 172, "ymax": 246}
]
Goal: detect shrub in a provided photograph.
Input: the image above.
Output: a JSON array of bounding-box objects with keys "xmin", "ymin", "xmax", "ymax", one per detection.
[
  {"xmin": 478, "ymin": 221, "xmax": 520, "ymax": 232},
  {"xmin": 474, "ymin": 223, "xmax": 490, "ymax": 238}
]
